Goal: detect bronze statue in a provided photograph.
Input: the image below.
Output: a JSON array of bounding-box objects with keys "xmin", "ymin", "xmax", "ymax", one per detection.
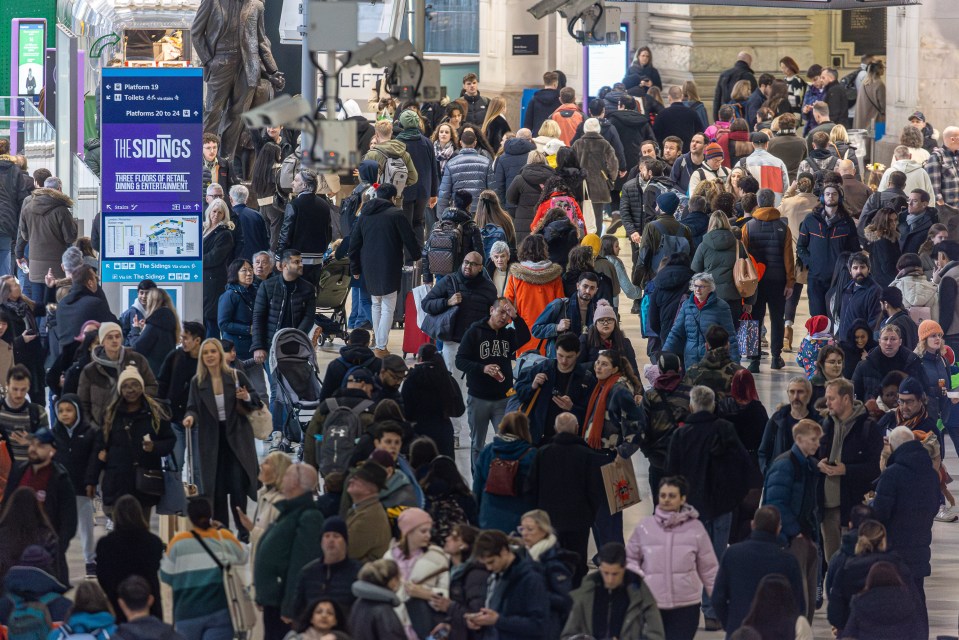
[{"xmin": 192, "ymin": 0, "xmax": 286, "ymax": 160}]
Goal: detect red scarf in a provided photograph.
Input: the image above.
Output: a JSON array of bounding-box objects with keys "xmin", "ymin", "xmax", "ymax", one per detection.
[
  {"xmin": 583, "ymin": 373, "xmax": 621, "ymax": 449},
  {"xmin": 694, "ymin": 293, "xmax": 709, "ymax": 310}
]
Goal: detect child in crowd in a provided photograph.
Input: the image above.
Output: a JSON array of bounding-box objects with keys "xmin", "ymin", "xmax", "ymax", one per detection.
[{"xmin": 796, "ymin": 315, "xmax": 835, "ymax": 379}]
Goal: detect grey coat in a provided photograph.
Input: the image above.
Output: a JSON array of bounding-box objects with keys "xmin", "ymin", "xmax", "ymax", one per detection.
[
  {"xmin": 691, "ymin": 229, "xmax": 744, "ymax": 302},
  {"xmin": 185, "ymin": 368, "xmax": 261, "ymax": 501},
  {"xmin": 16, "ymin": 188, "xmax": 78, "ymax": 283},
  {"xmin": 572, "ymin": 132, "xmax": 619, "ymax": 204}
]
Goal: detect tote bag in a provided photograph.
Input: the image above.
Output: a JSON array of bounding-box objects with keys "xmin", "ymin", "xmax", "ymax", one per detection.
[
  {"xmin": 600, "ymin": 456, "xmax": 642, "ymax": 514},
  {"xmin": 737, "ymin": 313, "xmax": 761, "ymax": 359},
  {"xmin": 733, "ymin": 241, "xmax": 759, "ymax": 298}
]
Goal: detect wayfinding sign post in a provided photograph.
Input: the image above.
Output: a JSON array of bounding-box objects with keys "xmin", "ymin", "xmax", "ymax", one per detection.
[{"xmin": 99, "ymin": 67, "xmax": 204, "ymax": 318}]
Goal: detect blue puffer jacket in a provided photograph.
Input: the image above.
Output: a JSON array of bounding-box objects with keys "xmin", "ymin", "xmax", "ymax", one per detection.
[
  {"xmin": 491, "ymin": 138, "xmax": 536, "ymax": 210},
  {"xmin": 218, "ymin": 282, "xmax": 256, "ymax": 359},
  {"xmin": 761, "ymin": 444, "xmax": 820, "ymax": 541},
  {"xmin": 473, "ymin": 436, "xmax": 536, "ymax": 533},
  {"xmin": 663, "ymin": 293, "xmax": 739, "ymax": 367},
  {"xmin": 437, "ymin": 148, "xmax": 491, "ymax": 211},
  {"xmin": 49, "ymin": 611, "xmax": 117, "ymax": 640},
  {"xmin": 796, "ymin": 208, "xmax": 861, "ymax": 281}
]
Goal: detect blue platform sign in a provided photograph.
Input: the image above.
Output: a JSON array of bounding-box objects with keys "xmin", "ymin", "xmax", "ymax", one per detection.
[{"xmin": 100, "ymin": 68, "xmax": 204, "ymax": 284}]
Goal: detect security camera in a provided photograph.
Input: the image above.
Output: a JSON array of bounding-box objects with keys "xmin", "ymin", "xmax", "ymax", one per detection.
[
  {"xmin": 242, "ymin": 95, "xmax": 311, "ymax": 129},
  {"xmin": 340, "ymin": 38, "xmax": 387, "ymax": 67},
  {"xmin": 559, "ymin": 0, "xmax": 602, "ymax": 19},
  {"xmin": 371, "ymin": 38, "xmax": 414, "ymax": 67},
  {"xmin": 528, "ymin": 0, "xmax": 573, "ymax": 20}
]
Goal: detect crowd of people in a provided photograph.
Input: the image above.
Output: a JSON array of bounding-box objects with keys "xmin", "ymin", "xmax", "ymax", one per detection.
[{"xmin": 0, "ymin": 41, "xmax": 955, "ymax": 640}]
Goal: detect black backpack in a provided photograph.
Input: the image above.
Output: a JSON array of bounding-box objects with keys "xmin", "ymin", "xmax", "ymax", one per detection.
[{"xmin": 839, "ymin": 69, "xmax": 859, "ymax": 106}]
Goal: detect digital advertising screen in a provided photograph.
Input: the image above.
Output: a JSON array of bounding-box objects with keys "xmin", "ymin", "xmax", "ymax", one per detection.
[
  {"xmin": 586, "ymin": 24, "xmax": 629, "ymax": 100},
  {"xmin": 16, "ymin": 21, "xmax": 46, "ymax": 97}
]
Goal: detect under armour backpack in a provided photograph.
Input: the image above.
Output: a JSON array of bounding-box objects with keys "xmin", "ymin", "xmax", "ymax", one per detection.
[
  {"xmin": 425, "ymin": 219, "xmax": 465, "ymax": 276},
  {"xmin": 317, "ymin": 397, "xmax": 374, "ymax": 477},
  {"xmin": 649, "ymin": 220, "xmax": 691, "ymax": 275}
]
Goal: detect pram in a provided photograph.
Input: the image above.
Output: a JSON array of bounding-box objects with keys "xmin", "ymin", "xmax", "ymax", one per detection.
[
  {"xmin": 269, "ymin": 328, "xmax": 324, "ymax": 456},
  {"xmin": 314, "ymin": 256, "xmax": 352, "ymax": 345}
]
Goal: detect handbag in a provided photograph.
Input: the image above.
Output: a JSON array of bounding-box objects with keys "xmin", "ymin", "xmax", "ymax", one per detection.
[
  {"xmin": 581, "ymin": 181, "xmax": 595, "ymax": 235},
  {"xmin": 190, "ymin": 531, "xmax": 257, "ymax": 636},
  {"xmin": 420, "ymin": 281, "xmax": 459, "ymax": 342},
  {"xmin": 484, "ymin": 449, "xmax": 534, "ymax": 497},
  {"xmin": 600, "ymin": 455, "xmax": 641, "ymax": 514},
  {"xmin": 737, "ymin": 313, "xmax": 761, "ymax": 359},
  {"xmin": 412, "ymin": 284, "xmax": 431, "ymax": 330},
  {"xmin": 795, "ymin": 257, "xmax": 809, "ymax": 285},
  {"xmin": 232, "ymin": 370, "xmax": 272, "ymax": 440},
  {"xmin": 127, "ymin": 425, "xmax": 166, "ymax": 496},
  {"xmin": 156, "ymin": 456, "xmax": 188, "ymax": 516},
  {"xmin": 733, "ymin": 241, "xmax": 759, "ymax": 298}
]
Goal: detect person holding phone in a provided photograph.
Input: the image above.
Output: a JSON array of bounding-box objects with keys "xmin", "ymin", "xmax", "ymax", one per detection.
[{"xmin": 183, "ymin": 338, "xmax": 262, "ymax": 542}]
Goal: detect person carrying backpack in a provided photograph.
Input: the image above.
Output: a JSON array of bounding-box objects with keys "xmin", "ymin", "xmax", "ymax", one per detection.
[
  {"xmin": 423, "ymin": 190, "xmax": 485, "ymax": 284},
  {"xmin": 0, "ymin": 545, "xmax": 71, "ymax": 639},
  {"xmin": 303, "ymin": 368, "xmax": 377, "ymax": 474},
  {"xmin": 363, "ymin": 121, "xmax": 418, "ymax": 203},
  {"xmin": 633, "ymin": 192, "xmax": 693, "ymax": 288}
]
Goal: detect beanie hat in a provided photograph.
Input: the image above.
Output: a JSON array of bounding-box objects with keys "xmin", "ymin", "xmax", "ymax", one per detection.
[
  {"xmin": 18, "ymin": 545, "xmax": 53, "ymax": 572},
  {"xmin": 880, "ymin": 286, "xmax": 903, "ymax": 308},
  {"xmin": 399, "ymin": 109, "xmax": 420, "ymax": 130},
  {"xmin": 98, "ymin": 322, "xmax": 122, "ymax": 342},
  {"xmin": 368, "ymin": 448, "xmax": 396, "ymax": 469},
  {"xmin": 896, "ymin": 253, "xmax": 923, "ymax": 271},
  {"xmin": 593, "ymin": 299, "xmax": 617, "ymax": 323},
  {"xmin": 656, "ymin": 191, "xmax": 680, "ymax": 216},
  {"xmin": 704, "ymin": 143, "xmax": 724, "ymax": 161},
  {"xmin": 352, "ymin": 461, "xmax": 387, "ymax": 490},
  {"xmin": 544, "ymin": 139, "xmax": 564, "ymax": 156},
  {"xmin": 397, "ymin": 507, "xmax": 433, "ymax": 537},
  {"xmin": 584, "ymin": 118, "xmax": 601, "ymax": 134},
  {"xmin": 918, "ymin": 319, "xmax": 944, "ymax": 342},
  {"xmin": 117, "ymin": 365, "xmax": 144, "ymax": 390},
  {"xmin": 898, "ymin": 376, "xmax": 925, "ymax": 397},
  {"xmin": 580, "ymin": 233, "xmax": 601, "ymax": 256},
  {"xmin": 321, "ymin": 516, "xmax": 349, "ymax": 543},
  {"xmin": 804, "ymin": 315, "xmax": 829, "ymax": 336},
  {"xmin": 62, "ymin": 246, "xmax": 84, "ymax": 273}
]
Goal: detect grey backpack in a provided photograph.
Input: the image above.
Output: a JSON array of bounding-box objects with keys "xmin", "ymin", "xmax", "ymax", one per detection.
[{"xmin": 318, "ymin": 398, "xmax": 374, "ymax": 477}]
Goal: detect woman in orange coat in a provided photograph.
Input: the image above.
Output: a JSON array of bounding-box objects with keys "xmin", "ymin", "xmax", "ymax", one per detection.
[{"xmin": 505, "ymin": 234, "xmax": 565, "ymax": 355}]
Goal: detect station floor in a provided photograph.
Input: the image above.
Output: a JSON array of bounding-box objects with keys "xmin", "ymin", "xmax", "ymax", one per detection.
[{"xmin": 66, "ymin": 233, "xmax": 959, "ymax": 638}]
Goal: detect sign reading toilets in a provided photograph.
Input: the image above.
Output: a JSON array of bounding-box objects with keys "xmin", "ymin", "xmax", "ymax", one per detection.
[{"xmin": 100, "ymin": 67, "xmax": 204, "ymax": 284}]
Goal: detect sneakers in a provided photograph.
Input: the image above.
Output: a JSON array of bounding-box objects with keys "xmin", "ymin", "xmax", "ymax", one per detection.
[
  {"xmin": 935, "ymin": 506, "xmax": 958, "ymax": 522},
  {"xmin": 85, "ymin": 562, "xmax": 97, "ymax": 577},
  {"xmin": 771, "ymin": 356, "xmax": 786, "ymax": 370},
  {"xmin": 747, "ymin": 360, "xmax": 761, "ymax": 374},
  {"xmin": 704, "ymin": 617, "xmax": 723, "ymax": 631}
]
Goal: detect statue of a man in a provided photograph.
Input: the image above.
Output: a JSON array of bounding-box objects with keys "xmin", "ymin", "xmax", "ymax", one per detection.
[{"xmin": 192, "ymin": 0, "xmax": 285, "ymax": 160}]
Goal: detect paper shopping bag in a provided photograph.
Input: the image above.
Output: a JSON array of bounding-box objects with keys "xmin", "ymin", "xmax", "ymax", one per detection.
[{"xmin": 601, "ymin": 456, "xmax": 642, "ymax": 514}]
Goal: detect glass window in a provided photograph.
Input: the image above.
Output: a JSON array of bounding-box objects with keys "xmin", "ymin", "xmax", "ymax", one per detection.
[{"xmin": 400, "ymin": 0, "xmax": 478, "ymax": 55}]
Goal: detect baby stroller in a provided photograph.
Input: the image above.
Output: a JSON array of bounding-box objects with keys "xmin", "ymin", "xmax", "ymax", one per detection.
[
  {"xmin": 269, "ymin": 328, "xmax": 323, "ymax": 457},
  {"xmin": 314, "ymin": 256, "xmax": 352, "ymax": 345}
]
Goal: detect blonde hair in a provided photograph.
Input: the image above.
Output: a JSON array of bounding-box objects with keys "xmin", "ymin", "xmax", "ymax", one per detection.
[
  {"xmin": 830, "ymin": 125, "xmax": 849, "ymax": 144},
  {"xmin": 263, "ymin": 451, "xmax": 293, "ymax": 489},
  {"xmin": 791, "ymin": 418, "xmax": 823, "ymax": 440},
  {"xmin": 707, "ymin": 210, "xmax": 733, "ymax": 232},
  {"xmin": 203, "ymin": 198, "xmax": 234, "ymax": 235},
  {"xmin": 358, "ymin": 559, "xmax": 400, "ymax": 588},
  {"xmin": 481, "ymin": 96, "xmax": 508, "ymax": 137},
  {"xmin": 144, "ymin": 288, "xmax": 180, "ymax": 343},
  {"xmin": 854, "ymin": 521, "xmax": 887, "ymax": 555},
  {"xmin": 537, "ymin": 119, "xmax": 562, "ymax": 139},
  {"xmin": 521, "ymin": 509, "xmax": 555, "ymax": 536},
  {"xmin": 196, "ymin": 337, "xmax": 235, "ymax": 382},
  {"xmin": 374, "ymin": 120, "xmax": 394, "ymax": 141},
  {"xmin": 731, "ymin": 80, "xmax": 752, "ymax": 102},
  {"xmin": 527, "ymin": 150, "xmax": 547, "ymax": 165}
]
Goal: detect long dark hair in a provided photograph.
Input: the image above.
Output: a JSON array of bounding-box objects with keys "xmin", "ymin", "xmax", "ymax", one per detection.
[
  {"xmin": 459, "ymin": 124, "xmax": 495, "ymax": 158},
  {"xmin": 422, "ymin": 455, "xmax": 472, "ymax": 497},
  {"xmin": 0, "ymin": 488, "xmax": 56, "ymax": 561},
  {"xmin": 112, "ymin": 494, "xmax": 149, "ymax": 531},
  {"xmin": 250, "ymin": 142, "xmax": 282, "ymax": 195},
  {"xmin": 596, "ymin": 348, "xmax": 642, "ymax": 392},
  {"xmin": 585, "ymin": 318, "xmax": 627, "ymax": 353},
  {"xmin": 294, "ymin": 598, "xmax": 347, "ymax": 633},
  {"xmin": 740, "ymin": 574, "xmax": 799, "ymax": 640}
]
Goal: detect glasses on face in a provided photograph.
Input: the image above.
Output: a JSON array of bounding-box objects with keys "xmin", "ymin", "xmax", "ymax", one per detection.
[
  {"xmin": 898, "ymin": 397, "xmax": 921, "ymax": 406},
  {"xmin": 692, "ymin": 283, "xmax": 708, "ymax": 290},
  {"xmin": 596, "ymin": 318, "xmax": 615, "ymax": 324}
]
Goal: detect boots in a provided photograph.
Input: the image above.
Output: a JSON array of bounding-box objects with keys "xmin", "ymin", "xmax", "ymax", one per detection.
[{"xmin": 783, "ymin": 325, "xmax": 794, "ymax": 353}]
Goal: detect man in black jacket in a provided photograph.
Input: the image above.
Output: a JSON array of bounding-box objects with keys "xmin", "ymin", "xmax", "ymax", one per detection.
[
  {"xmin": 455, "ymin": 298, "xmax": 530, "ymax": 467},
  {"xmin": 858, "ymin": 170, "xmax": 908, "ymax": 238},
  {"xmin": 821, "ymin": 68, "xmax": 850, "ymax": 128},
  {"xmin": 712, "ymin": 51, "xmax": 757, "ymax": 122},
  {"xmin": 470, "ymin": 530, "xmax": 549, "ymax": 637},
  {"xmin": 461, "ymin": 73, "xmax": 490, "ymax": 126},
  {"xmin": 319, "ymin": 328, "xmax": 382, "ymax": 402},
  {"xmin": 0, "ymin": 153, "xmax": 32, "ymax": 277},
  {"xmin": 878, "ymin": 287, "xmax": 918, "ymax": 351},
  {"xmin": 670, "ymin": 133, "xmax": 706, "ymax": 194},
  {"xmin": 422, "ymin": 251, "xmax": 497, "ymax": 446},
  {"xmin": 229, "ymin": 185, "xmax": 270, "ymax": 262},
  {"xmin": 276, "ymin": 169, "xmax": 332, "ymax": 285},
  {"xmin": 898, "ymin": 189, "xmax": 938, "ymax": 256},
  {"xmin": 3, "ymin": 428, "xmax": 78, "ymax": 582},
  {"xmin": 523, "ymin": 71, "xmax": 561, "ymax": 135},
  {"xmin": 290, "ymin": 516, "xmax": 361, "ymax": 614},
  {"xmin": 491, "ymin": 132, "xmax": 536, "ymax": 215},
  {"xmin": 606, "ymin": 95, "xmax": 655, "ymax": 174},
  {"xmin": 252, "ymin": 250, "xmax": 317, "ymax": 438},
  {"xmin": 53, "ymin": 265, "xmax": 119, "ymax": 349},
  {"xmin": 526, "ymin": 412, "xmax": 603, "ymax": 586},
  {"xmin": 397, "ymin": 109, "xmax": 439, "ymax": 246},
  {"xmin": 652, "ymin": 86, "xmax": 702, "ymax": 152}
]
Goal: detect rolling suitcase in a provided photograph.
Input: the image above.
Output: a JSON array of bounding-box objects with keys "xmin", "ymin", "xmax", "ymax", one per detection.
[
  {"xmin": 394, "ymin": 265, "xmax": 418, "ymax": 327},
  {"xmin": 402, "ymin": 291, "xmax": 431, "ymax": 358}
]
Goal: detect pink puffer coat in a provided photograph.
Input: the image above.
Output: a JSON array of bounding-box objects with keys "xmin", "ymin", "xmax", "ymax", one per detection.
[{"xmin": 625, "ymin": 504, "xmax": 719, "ymax": 609}]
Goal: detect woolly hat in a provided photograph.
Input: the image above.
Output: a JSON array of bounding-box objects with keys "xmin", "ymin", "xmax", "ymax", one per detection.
[
  {"xmin": 544, "ymin": 139, "xmax": 564, "ymax": 156},
  {"xmin": 61, "ymin": 246, "xmax": 84, "ymax": 273},
  {"xmin": 18, "ymin": 545, "xmax": 54, "ymax": 572},
  {"xmin": 322, "ymin": 516, "xmax": 349, "ymax": 543},
  {"xmin": 368, "ymin": 448, "xmax": 396, "ymax": 469},
  {"xmin": 880, "ymin": 286, "xmax": 903, "ymax": 308},
  {"xmin": 98, "ymin": 322, "xmax": 122, "ymax": 342},
  {"xmin": 584, "ymin": 118, "xmax": 601, "ymax": 133},
  {"xmin": 399, "ymin": 109, "xmax": 420, "ymax": 130},
  {"xmin": 397, "ymin": 507, "xmax": 433, "ymax": 537},
  {"xmin": 918, "ymin": 319, "xmax": 944, "ymax": 342},
  {"xmin": 804, "ymin": 315, "xmax": 830, "ymax": 336},
  {"xmin": 704, "ymin": 143, "xmax": 724, "ymax": 161},
  {"xmin": 656, "ymin": 191, "xmax": 680, "ymax": 216},
  {"xmin": 352, "ymin": 461, "xmax": 387, "ymax": 490},
  {"xmin": 593, "ymin": 299, "xmax": 617, "ymax": 323},
  {"xmin": 580, "ymin": 233, "xmax": 601, "ymax": 256},
  {"xmin": 898, "ymin": 376, "xmax": 925, "ymax": 397},
  {"xmin": 117, "ymin": 365, "xmax": 144, "ymax": 389}
]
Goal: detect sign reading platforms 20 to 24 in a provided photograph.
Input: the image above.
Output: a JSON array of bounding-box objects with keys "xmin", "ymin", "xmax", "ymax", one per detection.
[{"xmin": 100, "ymin": 67, "xmax": 204, "ymax": 284}]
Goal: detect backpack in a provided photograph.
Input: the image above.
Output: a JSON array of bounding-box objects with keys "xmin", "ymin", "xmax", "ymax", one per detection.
[
  {"xmin": 51, "ymin": 623, "xmax": 107, "ymax": 640},
  {"xmin": 6, "ymin": 593, "xmax": 58, "ymax": 640},
  {"xmin": 479, "ymin": 224, "xmax": 507, "ymax": 260},
  {"xmin": 547, "ymin": 195, "xmax": 581, "ymax": 226},
  {"xmin": 377, "ymin": 151, "xmax": 409, "ymax": 192},
  {"xmin": 278, "ymin": 153, "xmax": 300, "ymax": 193},
  {"xmin": 805, "ymin": 154, "xmax": 840, "ymax": 194},
  {"xmin": 338, "ymin": 184, "xmax": 371, "ymax": 237},
  {"xmin": 839, "ymin": 70, "xmax": 859, "ymax": 106},
  {"xmin": 425, "ymin": 219, "xmax": 465, "ymax": 276},
  {"xmin": 317, "ymin": 397, "xmax": 375, "ymax": 477},
  {"xmin": 484, "ymin": 449, "xmax": 535, "ymax": 497},
  {"xmin": 645, "ymin": 181, "xmax": 689, "ymax": 218},
  {"xmin": 721, "ymin": 102, "xmax": 744, "ymax": 120},
  {"xmin": 649, "ymin": 220, "xmax": 691, "ymax": 275}
]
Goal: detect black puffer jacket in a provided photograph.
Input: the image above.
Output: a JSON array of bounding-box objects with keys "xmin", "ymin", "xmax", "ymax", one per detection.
[
  {"xmin": 491, "ymin": 137, "xmax": 536, "ymax": 211},
  {"xmin": 506, "ymin": 163, "xmax": 554, "ymax": 246},
  {"xmin": 251, "ymin": 275, "xmax": 317, "ymax": 352},
  {"xmin": 0, "ymin": 156, "xmax": 31, "ymax": 240},
  {"xmin": 320, "ymin": 344, "xmax": 382, "ymax": 401},
  {"xmin": 852, "ymin": 345, "xmax": 928, "ymax": 401},
  {"xmin": 421, "ymin": 268, "xmax": 498, "ymax": 342},
  {"xmin": 606, "ymin": 109, "xmax": 655, "ymax": 171},
  {"xmin": 54, "ymin": 283, "xmax": 118, "ymax": 348}
]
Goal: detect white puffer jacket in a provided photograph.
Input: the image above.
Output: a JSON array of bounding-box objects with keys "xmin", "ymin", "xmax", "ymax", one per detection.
[{"xmin": 891, "ymin": 271, "xmax": 939, "ymax": 320}]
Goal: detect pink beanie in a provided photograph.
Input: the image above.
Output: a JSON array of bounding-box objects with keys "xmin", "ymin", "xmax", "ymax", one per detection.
[
  {"xmin": 397, "ymin": 507, "xmax": 432, "ymax": 537},
  {"xmin": 593, "ymin": 299, "xmax": 617, "ymax": 323}
]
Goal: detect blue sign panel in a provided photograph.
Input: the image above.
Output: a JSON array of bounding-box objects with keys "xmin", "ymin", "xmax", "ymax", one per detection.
[{"xmin": 100, "ymin": 68, "xmax": 204, "ymax": 284}]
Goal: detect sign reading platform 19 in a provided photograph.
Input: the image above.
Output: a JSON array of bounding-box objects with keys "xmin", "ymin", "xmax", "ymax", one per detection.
[{"xmin": 100, "ymin": 68, "xmax": 204, "ymax": 284}]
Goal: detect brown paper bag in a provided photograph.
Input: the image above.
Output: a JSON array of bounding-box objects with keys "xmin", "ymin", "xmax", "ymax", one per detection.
[{"xmin": 601, "ymin": 456, "xmax": 642, "ymax": 514}]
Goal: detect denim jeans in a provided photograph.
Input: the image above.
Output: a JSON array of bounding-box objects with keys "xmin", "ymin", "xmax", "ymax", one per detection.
[
  {"xmin": 0, "ymin": 235, "xmax": 12, "ymax": 277},
  {"xmin": 467, "ymin": 395, "xmax": 507, "ymax": 470},
  {"xmin": 76, "ymin": 496, "xmax": 96, "ymax": 564},
  {"xmin": 171, "ymin": 422, "xmax": 202, "ymax": 492},
  {"xmin": 371, "ymin": 291, "xmax": 397, "ymax": 350},
  {"xmin": 700, "ymin": 511, "xmax": 733, "ymax": 620},
  {"xmin": 442, "ymin": 341, "xmax": 467, "ymax": 439},
  {"xmin": 348, "ymin": 286, "xmax": 372, "ymax": 329},
  {"xmin": 175, "ymin": 608, "xmax": 234, "ymax": 640}
]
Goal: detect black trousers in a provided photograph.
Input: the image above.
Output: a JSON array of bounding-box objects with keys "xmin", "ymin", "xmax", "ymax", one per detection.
[
  {"xmin": 659, "ymin": 604, "xmax": 701, "ymax": 640},
  {"xmin": 807, "ymin": 275, "xmax": 832, "ymax": 319},
  {"xmin": 750, "ymin": 279, "xmax": 786, "ymax": 360},
  {"xmin": 785, "ymin": 282, "xmax": 804, "ymax": 323},
  {"xmin": 213, "ymin": 422, "xmax": 249, "ymax": 537},
  {"xmin": 262, "ymin": 605, "xmax": 290, "ymax": 640},
  {"xmin": 403, "ymin": 198, "xmax": 428, "ymax": 248},
  {"xmin": 556, "ymin": 528, "xmax": 590, "ymax": 588}
]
